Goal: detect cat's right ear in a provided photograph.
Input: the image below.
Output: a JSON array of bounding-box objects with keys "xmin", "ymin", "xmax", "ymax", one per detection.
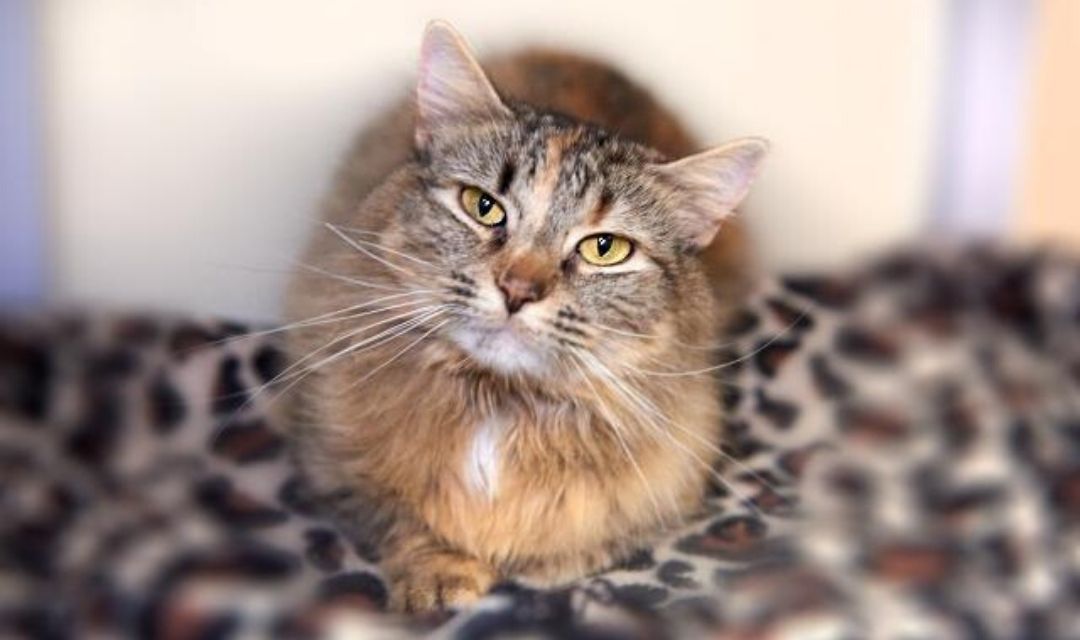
[
  {"xmin": 415, "ymin": 21, "xmax": 509, "ymax": 148},
  {"xmin": 656, "ymin": 137, "xmax": 769, "ymax": 250}
]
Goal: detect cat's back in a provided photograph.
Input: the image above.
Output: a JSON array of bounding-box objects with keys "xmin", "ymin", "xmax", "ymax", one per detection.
[{"xmin": 485, "ymin": 50, "xmax": 697, "ymax": 158}]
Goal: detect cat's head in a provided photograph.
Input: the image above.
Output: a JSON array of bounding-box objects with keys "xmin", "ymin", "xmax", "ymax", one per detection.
[{"xmin": 337, "ymin": 22, "xmax": 767, "ymax": 380}]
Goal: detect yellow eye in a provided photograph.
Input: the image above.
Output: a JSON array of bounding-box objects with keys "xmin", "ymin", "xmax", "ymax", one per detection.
[
  {"xmin": 460, "ymin": 186, "xmax": 506, "ymax": 227},
  {"xmin": 577, "ymin": 234, "xmax": 633, "ymax": 266}
]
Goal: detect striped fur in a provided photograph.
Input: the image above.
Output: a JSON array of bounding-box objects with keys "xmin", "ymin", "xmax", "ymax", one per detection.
[{"xmin": 285, "ymin": 21, "xmax": 767, "ymax": 612}]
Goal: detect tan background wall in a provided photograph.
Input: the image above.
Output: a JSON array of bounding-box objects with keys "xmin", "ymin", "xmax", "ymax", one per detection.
[
  {"xmin": 43, "ymin": 0, "xmax": 945, "ymax": 320},
  {"xmin": 1016, "ymin": 0, "xmax": 1080, "ymax": 248}
]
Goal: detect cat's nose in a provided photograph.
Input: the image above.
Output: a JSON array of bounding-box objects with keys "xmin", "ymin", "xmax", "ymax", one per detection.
[
  {"xmin": 497, "ymin": 275, "xmax": 544, "ymax": 314},
  {"xmin": 496, "ymin": 262, "xmax": 552, "ymax": 314}
]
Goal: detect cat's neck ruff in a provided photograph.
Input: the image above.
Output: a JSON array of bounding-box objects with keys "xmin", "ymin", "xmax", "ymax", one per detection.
[{"xmin": 464, "ymin": 413, "xmax": 507, "ymax": 499}]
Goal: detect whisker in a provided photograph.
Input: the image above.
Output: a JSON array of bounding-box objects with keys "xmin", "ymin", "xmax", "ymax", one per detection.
[
  {"xmin": 257, "ymin": 302, "xmax": 446, "ymax": 390},
  {"xmin": 341, "ymin": 315, "xmax": 454, "ymax": 392},
  {"xmin": 280, "ymin": 305, "xmax": 451, "ymax": 386},
  {"xmin": 576, "ymin": 350, "xmax": 774, "ymax": 515},
  {"xmin": 584, "ymin": 350, "xmax": 778, "ymax": 488},
  {"xmin": 330, "ymin": 225, "xmax": 441, "ymax": 270},
  {"xmin": 211, "ymin": 305, "xmax": 451, "ymax": 433},
  {"xmin": 296, "ymin": 262, "xmax": 409, "ymax": 293},
  {"xmin": 204, "ymin": 290, "xmax": 438, "ymax": 349},
  {"xmin": 629, "ymin": 313, "xmax": 808, "ymax": 378},
  {"xmin": 567, "ymin": 354, "xmax": 676, "ymax": 530},
  {"xmin": 208, "ymin": 258, "xmax": 410, "ymax": 294},
  {"xmin": 589, "ymin": 321, "xmax": 741, "ymax": 352},
  {"xmin": 633, "ymin": 352, "xmax": 751, "ymax": 393},
  {"xmin": 324, "ymin": 222, "xmax": 423, "ymax": 279}
]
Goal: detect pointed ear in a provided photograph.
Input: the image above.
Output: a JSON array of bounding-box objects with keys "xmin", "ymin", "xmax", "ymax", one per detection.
[
  {"xmin": 657, "ymin": 137, "xmax": 769, "ymax": 249},
  {"xmin": 415, "ymin": 21, "xmax": 508, "ymax": 147}
]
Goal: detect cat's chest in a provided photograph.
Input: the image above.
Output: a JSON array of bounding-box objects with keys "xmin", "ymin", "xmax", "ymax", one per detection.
[
  {"xmin": 454, "ymin": 408, "xmax": 588, "ymax": 501},
  {"xmin": 462, "ymin": 412, "xmax": 507, "ymax": 499},
  {"xmin": 423, "ymin": 401, "xmax": 700, "ymax": 569}
]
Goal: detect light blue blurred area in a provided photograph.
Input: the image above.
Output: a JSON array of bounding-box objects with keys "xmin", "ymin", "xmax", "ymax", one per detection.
[
  {"xmin": 0, "ymin": 0, "xmax": 43, "ymax": 304},
  {"xmin": 931, "ymin": 0, "xmax": 1033, "ymax": 235}
]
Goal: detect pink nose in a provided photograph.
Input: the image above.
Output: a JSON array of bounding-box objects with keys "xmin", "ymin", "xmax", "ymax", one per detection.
[{"xmin": 497, "ymin": 273, "xmax": 545, "ymax": 314}]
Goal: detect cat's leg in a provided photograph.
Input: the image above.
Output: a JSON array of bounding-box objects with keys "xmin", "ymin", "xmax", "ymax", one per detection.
[{"xmin": 382, "ymin": 519, "xmax": 498, "ymax": 613}]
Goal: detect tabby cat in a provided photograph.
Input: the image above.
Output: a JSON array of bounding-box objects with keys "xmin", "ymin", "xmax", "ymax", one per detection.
[{"xmin": 285, "ymin": 21, "xmax": 767, "ymax": 613}]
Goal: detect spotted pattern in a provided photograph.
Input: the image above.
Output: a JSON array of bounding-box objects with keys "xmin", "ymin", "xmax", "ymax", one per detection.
[{"xmin": 1, "ymin": 245, "xmax": 1078, "ymax": 638}]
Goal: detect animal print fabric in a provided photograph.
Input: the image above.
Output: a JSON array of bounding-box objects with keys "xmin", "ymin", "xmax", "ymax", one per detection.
[{"xmin": 1, "ymin": 245, "xmax": 1078, "ymax": 639}]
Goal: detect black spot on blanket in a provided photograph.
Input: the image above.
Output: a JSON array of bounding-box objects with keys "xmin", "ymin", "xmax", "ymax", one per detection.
[
  {"xmin": 65, "ymin": 385, "xmax": 124, "ymax": 467},
  {"xmin": 782, "ymin": 275, "xmax": 858, "ymax": 308},
  {"xmin": 210, "ymin": 418, "xmax": 285, "ymax": 464},
  {"xmin": 0, "ymin": 331, "xmax": 53, "ymax": 420},
  {"xmin": 304, "ymin": 528, "xmax": 346, "ymax": 573},
  {"xmin": 211, "ymin": 356, "xmax": 248, "ymax": 416},
  {"xmin": 754, "ymin": 388, "xmax": 799, "ymax": 430},
  {"xmin": 657, "ymin": 560, "xmax": 699, "ymax": 590},
  {"xmin": 252, "ymin": 344, "xmax": 287, "ymax": 385},
  {"xmin": 834, "ymin": 325, "xmax": 899, "ymax": 365},
  {"xmin": 193, "ymin": 476, "xmax": 290, "ymax": 528},
  {"xmin": 753, "ymin": 338, "xmax": 800, "ymax": 378},
  {"xmin": 147, "ymin": 371, "xmax": 186, "ymax": 434},
  {"xmin": 316, "ymin": 571, "xmax": 388, "ymax": 611},
  {"xmin": 809, "ymin": 354, "xmax": 851, "ymax": 399},
  {"xmin": 765, "ymin": 297, "xmax": 815, "ymax": 332}
]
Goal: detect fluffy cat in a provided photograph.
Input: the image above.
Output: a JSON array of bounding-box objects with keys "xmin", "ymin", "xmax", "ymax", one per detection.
[{"xmin": 284, "ymin": 21, "xmax": 767, "ymax": 613}]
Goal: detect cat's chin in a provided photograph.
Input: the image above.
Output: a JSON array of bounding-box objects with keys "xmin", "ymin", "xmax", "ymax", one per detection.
[{"xmin": 449, "ymin": 325, "xmax": 549, "ymax": 377}]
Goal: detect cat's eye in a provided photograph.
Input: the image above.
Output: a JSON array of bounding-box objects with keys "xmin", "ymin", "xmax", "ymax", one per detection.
[
  {"xmin": 577, "ymin": 233, "xmax": 633, "ymax": 266},
  {"xmin": 460, "ymin": 186, "xmax": 506, "ymax": 227}
]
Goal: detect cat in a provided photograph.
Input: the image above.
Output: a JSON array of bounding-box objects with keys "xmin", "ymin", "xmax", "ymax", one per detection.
[{"xmin": 284, "ymin": 21, "xmax": 767, "ymax": 613}]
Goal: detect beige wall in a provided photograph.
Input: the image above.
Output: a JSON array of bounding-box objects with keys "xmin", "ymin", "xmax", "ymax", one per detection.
[
  {"xmin": 43, "ymin": 1, "xmax": 945, "ymax": 320},
  {"xmin": 1016, "ymin": 0, "xmax": 1080, "ymax": 248}
]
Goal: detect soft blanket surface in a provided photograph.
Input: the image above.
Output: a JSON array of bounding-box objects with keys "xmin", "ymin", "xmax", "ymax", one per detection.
[{"xmin": 2, "ymin": 245, "xmax": 1079, "ymax": 639}]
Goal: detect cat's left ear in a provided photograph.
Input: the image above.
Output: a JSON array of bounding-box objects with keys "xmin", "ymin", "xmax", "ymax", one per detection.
[
  {"xmin": 415, "ymin": 21, "xmax": 509, "ymax": 148},
  {"xmin": 656, "ymin": 137, "xmax": 769, "ymax": 249}
]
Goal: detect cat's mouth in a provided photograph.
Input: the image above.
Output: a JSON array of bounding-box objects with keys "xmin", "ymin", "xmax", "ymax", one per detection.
[{"xmin": 448, "ymin": 322, "xmax": 548, "ymax": 376}]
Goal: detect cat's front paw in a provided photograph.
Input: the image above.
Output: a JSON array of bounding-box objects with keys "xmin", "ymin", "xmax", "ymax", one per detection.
[{"xmin": 385, "ymin": 551, "xmax": 497, "ymax": 614}]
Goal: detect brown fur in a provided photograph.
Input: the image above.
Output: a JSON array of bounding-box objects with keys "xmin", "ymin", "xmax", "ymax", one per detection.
[
  {"xmin": 317, "ymin": 49, "xmax": 754, "ymax": 307},
  {"xmin": 284, "ymin": 23, "xmax": 765, "ymax": 613}
]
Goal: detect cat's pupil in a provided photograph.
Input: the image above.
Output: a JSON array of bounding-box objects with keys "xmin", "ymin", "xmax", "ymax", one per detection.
[
  {"xmin": 596, "ymin": 234, "xmax": 613, "ymax": 256},
  {"xmin": 477, "ymin": 195, "xmax": 493, "ymax": 216}
]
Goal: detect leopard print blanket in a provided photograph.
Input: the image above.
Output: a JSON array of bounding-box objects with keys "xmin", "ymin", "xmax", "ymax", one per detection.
[{"xmin": 2, "ymin": 245, "xmax": 1078, "ymax": 639}]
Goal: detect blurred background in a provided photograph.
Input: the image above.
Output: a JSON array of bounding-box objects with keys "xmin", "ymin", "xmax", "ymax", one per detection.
[{"xmin": 0, "ymin": 0, "xmax": 1077, "ymax": 321}]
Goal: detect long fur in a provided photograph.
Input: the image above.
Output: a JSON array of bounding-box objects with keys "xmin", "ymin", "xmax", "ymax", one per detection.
[{"xmin": 284, "ymin": 23, "xmax": 764, "ymax": 612}]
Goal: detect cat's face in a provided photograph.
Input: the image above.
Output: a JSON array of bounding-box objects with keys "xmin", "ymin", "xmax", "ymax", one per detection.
[
  {"xmin": 328, "ymin": 23, "xmax": 766, "ymax": 380},
  {"xmin": 405, "ymin": 112, "xmax": 698, "ymax": 376}
]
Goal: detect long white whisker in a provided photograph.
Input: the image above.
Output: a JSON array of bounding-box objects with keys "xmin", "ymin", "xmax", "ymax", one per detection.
[
  {"xmin": 208, "ymin": 290, "xmax": 439, "ymax": 348},
  {"xmin": 578, "ymin": 350, "xmax": 772, "ymax": 516},
  {"xmin": 213, "ymin": 307, "xmax": 453, "ymax": 439},
  {"xmin": 616, "ymin": 363, "xmax": 778, "ymax": 493},
  {"xmin": 568, "ymin": 353, "xmax": 675, "ymax": 530},
  {"xmin": 296, "ymin": 262, "xmax": 407, "ymax": 293},
  {"xmin": 332, "ymin": 226, "xmax": 441, "ymax": 270},
  {"xmin": 342, "ymin": 316, "xmax": 454, "ymax": 392},
  {"xmin": 283, "ymin": 306, "xmax": 449, "ymax": 385},
  {"xmin": 212, "ymin": 260, "xmax": 406, "ymax": 292},
  {"xmin": 630, "ymin": 313, "xmax": 807, "ymax": 378},
  {"xmin": 255, "ymin": 302, "xmax": 445, "ymax": 394},
  {"xmin": 590, "ymin": 321, "xmax": 740, "ymax": 352},
  {"xmin": 324, "ymin": 222, "xmax": 420, "ymax": 279},
  {"xmin": 214, "ymin": 305, "xmax": 448, "ymax": 424}
]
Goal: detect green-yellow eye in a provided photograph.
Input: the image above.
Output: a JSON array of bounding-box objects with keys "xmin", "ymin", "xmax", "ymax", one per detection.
[
  {"xmin": 577, "ymin": 233, "xmax": 633, "ymax": 266},
  {"xmin": 460, "ymin": 186, "xmax": 506, "ymax": 227}
]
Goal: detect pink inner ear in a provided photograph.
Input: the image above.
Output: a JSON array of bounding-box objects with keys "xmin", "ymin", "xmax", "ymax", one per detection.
[
  {"xmin": 415, "ymin": 23, "xmax": 506, "ymax": 140},
  {"xmin": 660, "ymin": 138, "xmax": 769, "ymax": 248}
]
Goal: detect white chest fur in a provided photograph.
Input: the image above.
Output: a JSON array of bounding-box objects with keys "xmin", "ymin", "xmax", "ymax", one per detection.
[{"xmin": 464, "ymin": 414, "xmax": 505, "ymax": 499}]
